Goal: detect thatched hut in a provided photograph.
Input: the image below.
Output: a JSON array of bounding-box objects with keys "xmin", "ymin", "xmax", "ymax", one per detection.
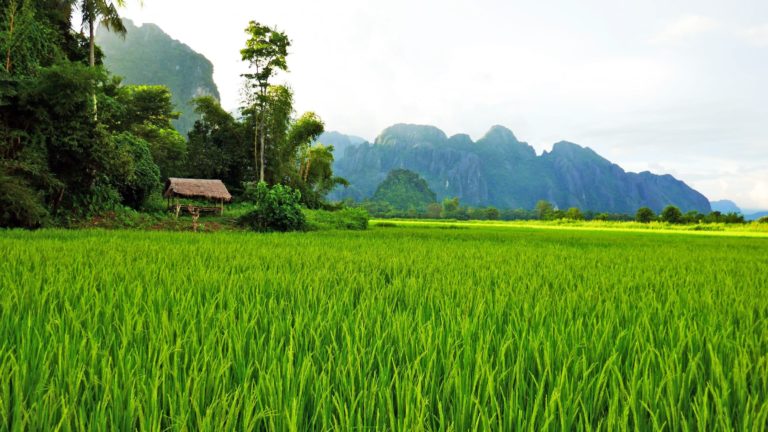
[{"xmin": 163, "ymin": 178, "xmax": 232, "ymax": 215}]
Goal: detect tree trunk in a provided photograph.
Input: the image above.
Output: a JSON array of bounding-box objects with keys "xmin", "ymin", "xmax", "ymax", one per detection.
[
  {"xmin": 5, "ymin": 2, "xmax": 15, "ymax": 73},
  {"xmin": 88, "ymin": 17, "xmax": 95, "ymax": 67},
  {"xmin": 254, "ymin": 120, "xmax": 260, "ymax": 181},
  {"xmin": 259, "ymin": 125, "xmax": 266, "ymax": 182},
  {"xmin": 303, "ymin": 157, "xmax": 312, "ymax": 183},
  {"xmin": 89, "ymin": 16, "xmax": 98, "ymax": 120}
]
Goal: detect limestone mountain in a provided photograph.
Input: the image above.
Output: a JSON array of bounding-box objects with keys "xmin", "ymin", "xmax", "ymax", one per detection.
[
  {"xmin": 316, "ymin": 131, "xmax": 367, "ymax": 157},
  {"xmin": 96, "ymin": 19, "xmax": 220, "ymax": 134},
  {"xmin": 332, "ymin": 124, "xmax": 711, "ymax": 214}
]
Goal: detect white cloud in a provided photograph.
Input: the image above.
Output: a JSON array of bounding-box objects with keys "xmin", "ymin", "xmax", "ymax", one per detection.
[
  {"xmin": 741, "ymin": 24, "xmax": 768, "ymax": 46},
  {"xmin": 651, "ymin": 15, "xmax": 719, "ymax": 44},
  {"xmin": 749, "ymin": 178, "xmax": 768, "ymax": 208},
  {"xmin": 115, "ymin": 1, "xmax": 768, "ymax": 210}
]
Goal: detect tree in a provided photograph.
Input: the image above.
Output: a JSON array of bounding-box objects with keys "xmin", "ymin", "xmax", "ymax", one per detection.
[
  {"xmin": 535, "ymin": 200, "xmax": 554, "ymax": 220},
  {"xmin": 723, "ymin": 212, "xmax": 745, "ymax": 224},
  {"xmin": 186, "ymin": 96, "xmax": 248, "ymax": 188},
  {"xmin": 134, "ymin": 125, "xmax": 185, "ymax": 178},
  {"xmin": 263, "ymin": 85, "xmax": 296, "ymax": 183},
  {"xmin": 502, "ymin": 208, "xmax": 533, "ymax": 221},
  {"xmin": 112, "ymin": 132, "xmax": 159, "ymax": 209},
  {"xmin": 565, "ymin": 207, "xmax": 584, "ymax": 220},
  {"xmin": 241, "ymin": 21, "xmax": 290, "ymax": 183},
  {"xmin": 76, "ymin": 0, "xmax": 127, "ymax": 68},
  {"xmin": 10, "ymin": 62, "xmax": 120, "ymax": 215},
  {"xmin": 108, "ymin": 85, "xmax": 185, "ymax": 178},
  {"xmin": 484, "ymin": 207, "xmax": 500, "ymax": 220},
  {"xmin": 441, "ymin": 197, "xmax": 459, "ymax": 217},
  {"xmin": 292, "ymin": 112, "xmax": 326, "ymax": 183},
  {"xmin": 426, "ymin": 202, "xmax": 442, "ymax": 219},
  {"xmin": 660, "ymin": 205, "xmax": 682, "ymax": 224},
  {"xmin": 297, "ymin": 144, "xmax": 348, "ymax": 208},
  {"xmin": 682, "ymin": 210, "xmax": 704, "ymax": 224},
  {"xmin": 635, "ymin": 207, "xmax": 655, "ymax": 223}
]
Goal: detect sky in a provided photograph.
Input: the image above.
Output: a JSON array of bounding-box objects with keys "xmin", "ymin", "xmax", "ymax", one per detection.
[{"xmin": 118, "ymin": 0, "xmax": 768, "ymax": 210}]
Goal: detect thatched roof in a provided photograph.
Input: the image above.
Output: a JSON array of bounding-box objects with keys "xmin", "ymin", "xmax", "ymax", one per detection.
[{"xmin": 163, "ymin": 178, "xmax": 232, "ymax": 202}]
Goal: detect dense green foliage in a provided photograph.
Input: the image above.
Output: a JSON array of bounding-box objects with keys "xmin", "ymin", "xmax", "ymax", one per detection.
[
  {"xmin": 371, "ymin": 169, "xmax": 436, "ymax": 211},
  {"xmin": 1, "ymin": 226, "xmax": 766, "ymax": 429},
  {"xmin": 0, "ymin": 8, "xmax": 344, "ymax": 228},
  {"xmin": 331, "ymin": 125, "xmax": 712, "ymax": 214},
  {"xmin": 0, "ymin": 1, "xmax": 181, "ymax": 226},
  {"xmin": 112, "ymin": 132, "xmax": 160, "ymax": 209},
  {"xmin": 185, "ymin": 96, "xmax": 248, "ymax": 189},
  {"xmin": 238, "ymin": 181, "xmax": 306, "ymax": 232}
]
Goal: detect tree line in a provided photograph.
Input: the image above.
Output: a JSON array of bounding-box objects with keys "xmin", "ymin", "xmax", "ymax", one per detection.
[
  {"xmin": 1, "ymin": 1, "xmax": 344, "ymax": 228},
  {"xmin": 359, "ymin": 197, "xmax": 748, "ymax": 224}
]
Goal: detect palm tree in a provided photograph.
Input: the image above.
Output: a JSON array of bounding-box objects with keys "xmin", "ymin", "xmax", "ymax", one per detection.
[{"xmin": 77, "ymin": 0, "xmax": 127, "ymax": 67}]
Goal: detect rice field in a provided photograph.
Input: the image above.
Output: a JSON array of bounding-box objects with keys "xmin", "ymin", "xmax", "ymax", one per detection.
[{"xmin": 1, "ymin": 225, "xmax": 767, "ymax": 430}]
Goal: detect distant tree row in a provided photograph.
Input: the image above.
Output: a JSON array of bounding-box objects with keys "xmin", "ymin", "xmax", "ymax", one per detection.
[
  {"xmin": 357, "ymin": 197, "xmax": 749, "ymax": 225},
  {"xmin": 635, "ymin": 206, "xmax": 745, "ymax": 224}
]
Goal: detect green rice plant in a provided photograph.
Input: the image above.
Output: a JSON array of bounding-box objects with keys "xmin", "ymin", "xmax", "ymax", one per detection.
[{"xmin": 0, "ymin": 225, "xmax": 766, "ymax": 430}]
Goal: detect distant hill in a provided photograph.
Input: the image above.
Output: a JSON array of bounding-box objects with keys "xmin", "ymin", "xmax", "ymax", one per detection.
[
  {"xmin": 372, "ymin": 169, "xmax": 436, "ymax": 210},
  {"xmin": 316, "ymin": 131, "xmax": 367, "ymax": 157},
  {"xmin": 710, "ymin": 200, "xmax": 741, "ymax": 214},
  {"xmin": 710, "ymin": 200, "xmax": 768, "ymax": 221},
  {"xmin": 745, "ymin": 211, "xmax": 768, "ymax": 221},
  {"xmin": 96, "ymin": 19, "xmax": 220, "ymax": 134},
  {"xmin": 331, "ymin": 124, "xmax": 711, "ymax": 214}
]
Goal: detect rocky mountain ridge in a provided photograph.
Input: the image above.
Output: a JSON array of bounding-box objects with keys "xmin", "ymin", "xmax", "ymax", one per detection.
[{"xmin": 329, "ymin": 124, "xmax": 712, "ymax": 213}]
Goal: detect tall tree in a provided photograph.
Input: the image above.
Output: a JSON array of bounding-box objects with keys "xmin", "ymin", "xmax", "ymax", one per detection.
[
  {"xmin": 240, "ymin": 21, "xmax": 290, "ymax": 183},
  {"xmin": 186, "ymin": 96, "xmax": 248, "ymax": 188},
  {"xmin": 77, "ymin": 0, "xmax": 127, "ymax": 68}
]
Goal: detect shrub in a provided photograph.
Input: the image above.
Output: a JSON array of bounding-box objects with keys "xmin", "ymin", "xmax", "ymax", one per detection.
[
  {"xmin": 0, "ymin": 171, "xmax": 48, "ymax": 228},
  {"xmin": 635, "ymin": 207, "xmax": 655, "ymax": 223},
  {"xmin": 238, "ymin": 182, "xmax": 306, "ymax": 232},
  {"xmin": 758, "ymin": 216, "xmax": 768, "ymax": 224},
  {"xmin": 305, "ymin": 207, "xmax": 370, "ymax": 231}
]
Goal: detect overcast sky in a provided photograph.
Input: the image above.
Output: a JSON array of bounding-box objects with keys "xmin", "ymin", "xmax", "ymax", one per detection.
[{"xmin": 119, "ymin": 0, "xmax": 768, "ymax": 210}]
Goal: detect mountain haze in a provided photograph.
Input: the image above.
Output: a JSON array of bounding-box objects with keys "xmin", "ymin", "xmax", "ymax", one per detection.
[
  {"xmin": 96, "ymin": 19, "xmax": 220, "ymax": 134},
  {"xmin": 710, "ymin": 200, "xmax": 741, "ymax": 214},
  {"xmin": 316, "ymin": 131, "xmax": 367, "ymax": 158},
  {"xmin": 333, "ymin": 124, "xmax": 711, "ymax": 214}
]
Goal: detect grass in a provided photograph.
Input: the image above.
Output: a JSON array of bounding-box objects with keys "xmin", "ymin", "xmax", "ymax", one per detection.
[
  {"xmin": 1, "ymin": 225, "xmax": 767, "ymax": 430},
  {"xmin": 374, "ymin": 218, "xmax": 768, "ymax": 238}
]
